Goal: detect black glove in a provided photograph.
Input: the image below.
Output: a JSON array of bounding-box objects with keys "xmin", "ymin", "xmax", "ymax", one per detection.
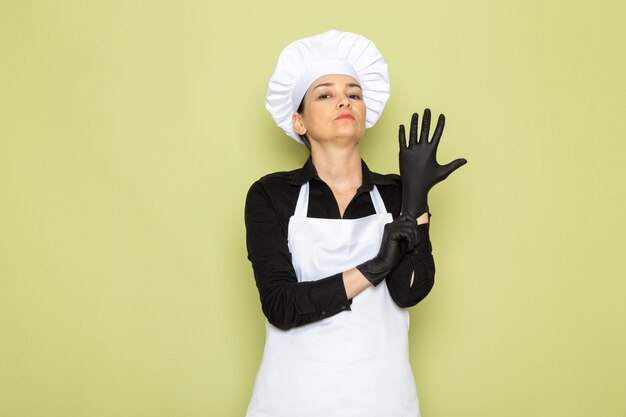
[
  {"xmin": 399, "ymin": 109, "xmax": 468, "ymax": 219},
  {"xmin": 356, "ymin": 214, "xmax": 419, "ymax": 286}
]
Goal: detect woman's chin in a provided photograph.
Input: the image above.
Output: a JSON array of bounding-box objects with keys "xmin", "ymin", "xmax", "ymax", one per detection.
[
  {"xmin": 308, "ymin": 129, "xmax": 364, "ymax": 146},
  {"xmin": 333, "ymin": 127, "xmax": 364, "ymax": 142}
]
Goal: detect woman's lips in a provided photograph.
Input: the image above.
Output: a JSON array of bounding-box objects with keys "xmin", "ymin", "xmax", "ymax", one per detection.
[{"xmin": 336, "ymin": 113, "xmax": 355, "ymax": 120}]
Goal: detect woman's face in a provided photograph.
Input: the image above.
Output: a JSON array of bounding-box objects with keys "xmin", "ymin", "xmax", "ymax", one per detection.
[{"xmin": 293, "ymin": 74, "xmax": 366, "ymax": 145}]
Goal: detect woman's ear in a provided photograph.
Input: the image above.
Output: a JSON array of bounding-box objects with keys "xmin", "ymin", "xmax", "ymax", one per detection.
[{"xmin": 292, "ymin": 112, "xmax": 307, "ymax": 135}]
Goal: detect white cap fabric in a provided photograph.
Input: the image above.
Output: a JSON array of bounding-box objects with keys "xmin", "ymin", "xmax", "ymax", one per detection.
[{"xmin": 266, "ymin": 30, "xmax": 391, "ymax": 143}]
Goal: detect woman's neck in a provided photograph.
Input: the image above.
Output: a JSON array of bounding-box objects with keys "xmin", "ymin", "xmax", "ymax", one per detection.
[{"xmin": 310, "ymin": 144, "xmax": 362, "ymax": 190}]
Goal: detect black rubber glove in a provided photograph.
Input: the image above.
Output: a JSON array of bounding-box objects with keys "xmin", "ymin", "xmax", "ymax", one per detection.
[
  {"xmin": 356, "ymin": 214, "xmax": 419, "ymax": 286},
  {"xmin": 399, "ymin": 109, "xmax": 468, "ymax": 219}
]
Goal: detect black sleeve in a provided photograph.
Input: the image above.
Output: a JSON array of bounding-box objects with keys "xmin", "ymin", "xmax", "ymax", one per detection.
[
  {"xmin": 386, "ymin": 223, "xmax": 436, "ymax": 308},
  {"xmin": 245, "ymin": 181, "xmax": 351, "ymax": 330}
]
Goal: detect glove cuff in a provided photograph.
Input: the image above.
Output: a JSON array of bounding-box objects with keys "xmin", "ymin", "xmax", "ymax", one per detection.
[
  {"xmin": 401, "ymin": 203, "xmax": 430, "ymax": 220},
  {"xmin": 356, "ymin": 259, "xmax": 387, "ymax": 287}
]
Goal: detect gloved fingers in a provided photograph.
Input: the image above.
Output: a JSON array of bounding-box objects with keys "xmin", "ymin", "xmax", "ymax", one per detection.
[
  {"xmin": 388, "ymin": 217, "xmax": 419, "ymax": 250},
  {"xmin": 385, "ymin": 223, "xmax": 411, "ymax": 241},
  {"xmin": 431, "ymin": 113, "xmax": 446, "ymax": 151},
  {"xmin": 398, "ymin": 124, "xmax": 407, "ymax": 150},
  {"xmin": 404, "ymin": 221, "xmax": 418, "ymax": 252},
  {"xmin": 440, "ymin": 157, "xmax": 468, "ymax": 179},
  {"xmin": 407, "ymin": 220, "xmax": 420, "ymax": 252},
  {"xmin": 405, "ymin": 228, "xmax": 416, "ymax": 252},
  {"xmin": 409, "ymin": 113, "xmax": 419, "ymax": 146},
  {"xmin": 396, "ymin": 217, "xmax": 417, "ymax": 249},
  {"xmin": 399, "ymin": 239, "xmax": 409, "ymax": 255},
  {"xmin": 419, "ymin": 108, "xmax": 431, "ymax": 144},
  {"xmin": 386, "ymin": 214, "xmax": 413, "ymax": 231}
]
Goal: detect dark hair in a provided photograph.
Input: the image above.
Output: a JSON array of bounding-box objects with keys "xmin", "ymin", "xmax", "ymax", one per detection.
[{"xmin": 296, "ymin": 98, "xmax": 311, "ymax": 150}]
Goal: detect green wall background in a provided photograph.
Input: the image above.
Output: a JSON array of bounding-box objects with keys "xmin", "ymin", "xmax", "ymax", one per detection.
[{"xmin": 1, "ymin": 1, "xmax": 625, "ymax": 416}]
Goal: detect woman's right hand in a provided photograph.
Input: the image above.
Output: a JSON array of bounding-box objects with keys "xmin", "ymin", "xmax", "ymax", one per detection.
[{"xmin": 356, "ymin": 214, "xmax": 419, "ymax": 286}]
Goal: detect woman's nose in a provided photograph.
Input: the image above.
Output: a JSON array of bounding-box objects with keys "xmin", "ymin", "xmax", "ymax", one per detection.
[{"xmin": 338, "ymin": 95, "xmax": 351, "ymax": 108}]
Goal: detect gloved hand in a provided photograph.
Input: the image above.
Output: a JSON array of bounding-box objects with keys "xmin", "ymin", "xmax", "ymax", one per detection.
[
  {"xmin": 399, "ymin": 109, "xmax": 468, "ymax": 219},
  {"xmin": 356, "ymin": 214, "xmax": 419, "ymax": 286}
]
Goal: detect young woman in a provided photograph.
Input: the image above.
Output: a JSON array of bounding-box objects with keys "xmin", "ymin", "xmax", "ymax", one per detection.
[{"xmin": 244, "ymin": 30, "xmax": 466, "ymax": 417}]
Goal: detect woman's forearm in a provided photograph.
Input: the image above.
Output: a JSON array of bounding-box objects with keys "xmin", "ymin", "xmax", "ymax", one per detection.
[{"xmin": 342, "ymin": 268, "xmax": 373, "ymax": 299}]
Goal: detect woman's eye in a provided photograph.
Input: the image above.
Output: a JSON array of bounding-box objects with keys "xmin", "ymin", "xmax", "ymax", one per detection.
[
  {"xmin": 318, "ymin": 93, "xmax": 332, "ymax": 99},
  {"xmin": 349, "ymin": 94, "xmax": 362, "ymax": 100}
]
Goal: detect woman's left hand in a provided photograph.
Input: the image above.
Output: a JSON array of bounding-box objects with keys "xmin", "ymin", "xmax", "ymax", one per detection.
[{"xmin": 399, "ymin": 109, "xmax": 468, "ymax": 219}]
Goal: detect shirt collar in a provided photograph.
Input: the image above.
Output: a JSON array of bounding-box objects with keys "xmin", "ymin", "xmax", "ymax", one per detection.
[{"xmin": 288, "ymin": 156, "xmax": 395, "ymax": 190}]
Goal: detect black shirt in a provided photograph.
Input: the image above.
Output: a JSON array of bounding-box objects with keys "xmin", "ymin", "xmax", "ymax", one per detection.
[{"xmin": 245, "ymin": 157, "xmax": 435, "ymax": 330}]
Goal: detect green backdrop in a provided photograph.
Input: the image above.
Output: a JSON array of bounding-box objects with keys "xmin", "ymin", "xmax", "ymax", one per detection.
[{"xmin": 1, "ymin": 1, "xmax": 625, "ymax": 416}]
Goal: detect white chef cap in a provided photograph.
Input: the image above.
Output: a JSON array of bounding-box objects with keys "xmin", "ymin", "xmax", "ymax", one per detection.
[{"xmin": 265, "ymin": 30, "xmax": 391, "ymax": 143}]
